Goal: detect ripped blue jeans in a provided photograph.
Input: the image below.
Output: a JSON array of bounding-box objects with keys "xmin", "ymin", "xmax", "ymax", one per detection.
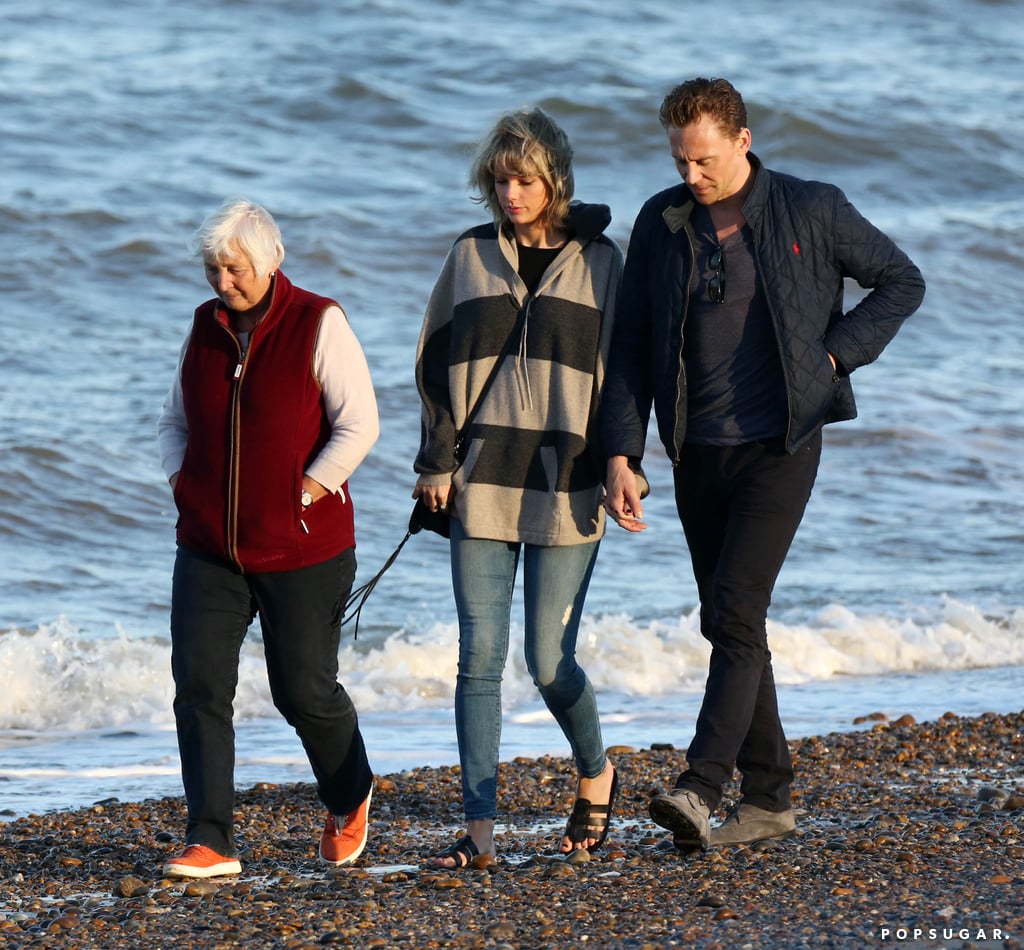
[{"xmin": 449, "ymin": 519, "xmax": 606, "ymax": 821}]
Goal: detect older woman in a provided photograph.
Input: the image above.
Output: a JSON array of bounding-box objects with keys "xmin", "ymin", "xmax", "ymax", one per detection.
[
  {"xmin": 157, "ymin": 198, "xmax": 379, "ymax": 878},
  {"xmin": 414, "ymin": 109, "xmax": 622, "ymax": 867}
]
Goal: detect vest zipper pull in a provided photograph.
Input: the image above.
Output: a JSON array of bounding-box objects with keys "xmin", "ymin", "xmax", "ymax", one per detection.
[{"xmin": 234, "ymin": 341, "xmax": 248, "ymax": 380}]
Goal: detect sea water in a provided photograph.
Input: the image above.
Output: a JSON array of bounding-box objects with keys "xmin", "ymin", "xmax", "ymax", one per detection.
[{"xmin": 1, "ymin": 0, "xmax": 1022, "ymax": 818}]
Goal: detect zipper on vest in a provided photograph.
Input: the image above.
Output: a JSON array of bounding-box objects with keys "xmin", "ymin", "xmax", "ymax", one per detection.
[
  {"xmin": 227, "ymin": 341, "xmax": 247, "ymax": 570},
  {"xmin": 233, "ymin": 335, "xmax": 249, "ymax": 380}
]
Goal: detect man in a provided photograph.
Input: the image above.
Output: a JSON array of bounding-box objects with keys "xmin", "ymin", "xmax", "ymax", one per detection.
[{"xmin": 600, "ymin": 78, "xmax": 925, "ymax": 849}]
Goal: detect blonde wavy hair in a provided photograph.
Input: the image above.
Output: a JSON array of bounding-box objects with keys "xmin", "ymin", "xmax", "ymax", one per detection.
[{"xmin": 469, "ymin": 108, "xmax": 575, "ymax": 232}]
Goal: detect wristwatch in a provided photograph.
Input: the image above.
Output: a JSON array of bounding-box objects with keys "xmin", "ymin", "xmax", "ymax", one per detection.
[{"xmin": 300, "ymin": 490, "xmax": 314, "ymax": 508}]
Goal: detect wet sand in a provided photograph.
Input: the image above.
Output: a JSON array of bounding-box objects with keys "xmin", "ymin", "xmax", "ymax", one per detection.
[{"xmin": 2, "ymin": 710, "xmax": 1023, "ymax": 949}]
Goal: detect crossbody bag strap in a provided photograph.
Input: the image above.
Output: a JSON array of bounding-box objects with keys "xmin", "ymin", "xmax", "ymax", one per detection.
[
  {"xmin": 453, "ymin": 305, "xmax": 525, "ymax": 460},
  {"xmin": 342, "ymin": 305, "xmax": 526, "ymax": 637}
]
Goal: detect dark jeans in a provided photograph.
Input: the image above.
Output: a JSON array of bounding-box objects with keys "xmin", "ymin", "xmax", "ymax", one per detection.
[
  {"xmin": 170, "ymin": 545, "xmax": 372, "ymax": 856},
  {"xmin": 672, "ymin": 432, "xmax": 822, "ymax": 813}
]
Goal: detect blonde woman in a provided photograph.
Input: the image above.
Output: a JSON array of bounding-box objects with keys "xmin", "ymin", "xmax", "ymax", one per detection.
[{"xmin": 414, "ymin": 110, "xmax": 622, "ymax": 866}]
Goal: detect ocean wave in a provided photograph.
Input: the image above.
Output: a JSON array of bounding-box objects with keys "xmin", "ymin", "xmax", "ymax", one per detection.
[{"xmin": 1, "ymin": 599, "xmax": 1020, "ymax": 734}]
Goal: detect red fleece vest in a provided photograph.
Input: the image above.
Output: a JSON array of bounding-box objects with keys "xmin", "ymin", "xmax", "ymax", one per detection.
[{"xmin": 175, "ymin": 272, "xmax": 355, "ymax": 571}]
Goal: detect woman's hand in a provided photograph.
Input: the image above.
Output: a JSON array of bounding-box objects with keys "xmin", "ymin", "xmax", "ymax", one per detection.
[
  {"xmin": 300, "ymin": 475, "xmax": 329, "ymax": 506},
  {"xmin": 413, "ymin": 480, "xmax": 454, "ymax": 513}
]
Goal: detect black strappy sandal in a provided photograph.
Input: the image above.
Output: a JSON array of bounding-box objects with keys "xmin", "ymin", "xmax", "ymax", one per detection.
[
  {"xmin": 563, "ymin": 768, "xmax": 619, "ymax": 851},
  {"xmin": 428, "ymin": 833, "xmax": 479, "ymax": 869}
]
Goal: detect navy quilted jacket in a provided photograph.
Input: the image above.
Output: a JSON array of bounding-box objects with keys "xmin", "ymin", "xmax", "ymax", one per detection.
[{"xmin": 601, "ymin": 153, "xmax": 926, "ymax": 462}]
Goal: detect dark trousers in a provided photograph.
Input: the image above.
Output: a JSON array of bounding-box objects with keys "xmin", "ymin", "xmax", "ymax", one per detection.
[
  {"xmin": 170, "ymin": 545, "xmax": 372, "ymax": 856},
  {"xmin": 672, "ymin": 432, "xmax": 822, "ymax": 812}
]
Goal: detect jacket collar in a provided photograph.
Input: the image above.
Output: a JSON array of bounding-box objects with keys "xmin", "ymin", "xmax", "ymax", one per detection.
[
  {"xmin": 660, "ymin": 152, "xmax": 766, "ymax": 233},
  {"xmin": 565, "ymin": 200, "xmax": 612, "ymax": 243},
  {"xmin": 741, "ymin": 152, "xmax": 768, "ymax": 226},
  {"xmin": 211, "ymin": 271, "xmax": 295, "ymax": 334},
  {"xmin": 498, "ymin": 200, "xmax": 612, "ymax": 247},
  {"xmin": 497, "ymin": 200, "xmax": 612, "ymax": 296}
]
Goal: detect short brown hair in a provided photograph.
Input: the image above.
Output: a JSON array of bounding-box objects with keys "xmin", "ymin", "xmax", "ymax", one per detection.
[
  {"xmin": 469, "ymin": 108, "xmax": 575, "ymax": 232},
  {"xmin": 659, "ymin": 77, "xmax": 748, "ymax": 138}
]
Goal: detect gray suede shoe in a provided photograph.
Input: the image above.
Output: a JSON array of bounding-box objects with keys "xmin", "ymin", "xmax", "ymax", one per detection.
[
  {"xmin": 648, "ymin": 789, "xmax": 711, "ymax": 850},
  {"xmin": 710, "ymin": 804, "xmax": 795, "ymax": 846}
]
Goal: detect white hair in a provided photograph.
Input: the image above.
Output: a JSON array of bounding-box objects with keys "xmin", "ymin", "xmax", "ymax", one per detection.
[{"xmin": 191, "ymin": 197, "xmax": 285, "ymax": 278}]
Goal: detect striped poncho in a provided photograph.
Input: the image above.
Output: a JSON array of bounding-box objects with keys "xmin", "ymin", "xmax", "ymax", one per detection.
[{"xmin": 414, "ymin": 202, "xmax": 623, "ymax": 546}]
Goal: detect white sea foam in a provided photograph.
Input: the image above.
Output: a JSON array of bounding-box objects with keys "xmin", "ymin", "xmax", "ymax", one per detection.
[{"xmin": 2, "ymin": 599, "xmax": 1020, "ymax": 734}]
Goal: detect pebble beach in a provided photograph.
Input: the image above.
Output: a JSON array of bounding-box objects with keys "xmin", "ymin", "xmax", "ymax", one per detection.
[{"xmin": 2, "ymin": 710, "xmax": 1022, "ymax": 949}]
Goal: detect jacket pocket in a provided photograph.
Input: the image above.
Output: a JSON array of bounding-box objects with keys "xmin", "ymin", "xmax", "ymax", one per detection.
[{"xmin": 803, "ymin": 346, "xmax": 842, "ymax": 424}]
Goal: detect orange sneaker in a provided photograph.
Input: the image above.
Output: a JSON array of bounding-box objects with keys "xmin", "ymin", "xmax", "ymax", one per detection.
[
  {"xmin": 162, "ymin": 844, "xmax": 241, "ymax": 879},
  {"xmin": 319, "ymin": 787, "xmax": 373, "ymax": 866}
]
